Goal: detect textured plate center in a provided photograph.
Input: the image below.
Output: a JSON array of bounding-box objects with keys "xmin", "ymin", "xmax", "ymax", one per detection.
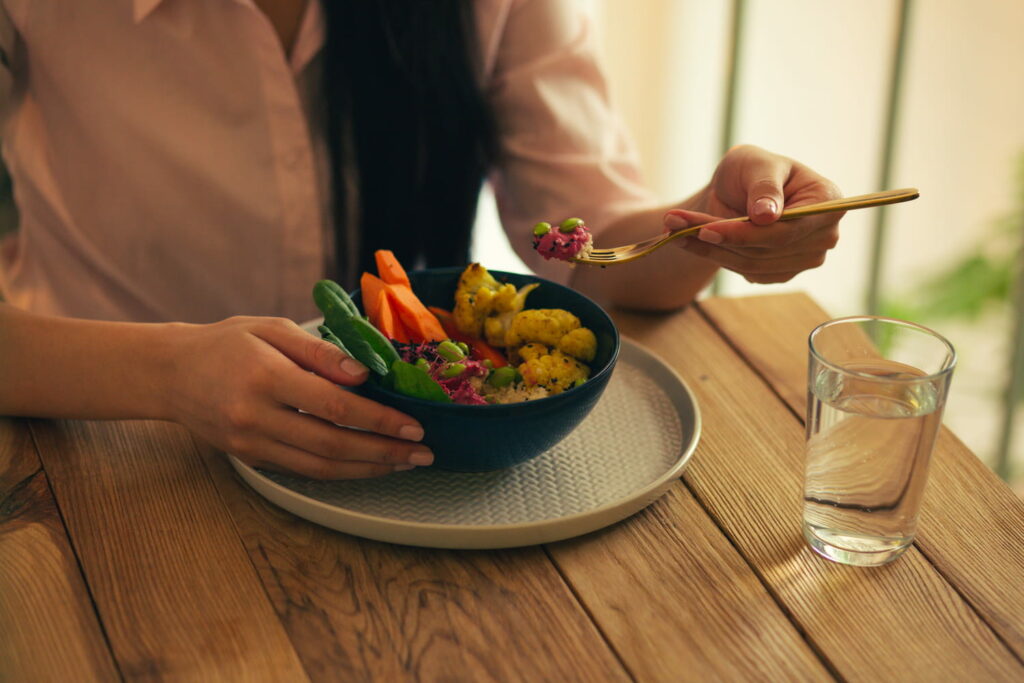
[{"xmin": 263, "ymin": 362, "xmax": 684, "ymax": 526}]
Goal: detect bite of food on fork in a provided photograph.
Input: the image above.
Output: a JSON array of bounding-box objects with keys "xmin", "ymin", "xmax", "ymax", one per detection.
[
  {"xmin": 544, "ymin": 188, "xmax": 918, "ymax": 268},
  {"xmin": 527, "ymin": 145, "xmax": 918, "ymax": 313}
]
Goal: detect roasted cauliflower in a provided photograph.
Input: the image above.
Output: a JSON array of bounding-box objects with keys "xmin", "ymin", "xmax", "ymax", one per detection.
[
  {"xmin": 516, "ymin": 344, "xmax": 590, "ymax": 395},
  {"xmin": 505, "ymin": 308, "xmax": 580, "ymax": 348},
  {"xmin": 454, "ymin": 263, "xmax": 538, "ymax": 346},
  {"xmin": 556, "ymin": 327, "xmax": 597, "ymax": 363}
]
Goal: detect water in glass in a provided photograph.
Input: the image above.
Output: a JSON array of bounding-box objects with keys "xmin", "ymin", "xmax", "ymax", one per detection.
[{"xmin": 803, "ymin": 358, "xmax": 943, "ymax": 564}]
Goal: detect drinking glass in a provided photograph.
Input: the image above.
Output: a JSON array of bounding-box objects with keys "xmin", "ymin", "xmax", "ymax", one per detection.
[{"xmin": 803, "ymin": 316, "xmax": 956, "ymax": 566}]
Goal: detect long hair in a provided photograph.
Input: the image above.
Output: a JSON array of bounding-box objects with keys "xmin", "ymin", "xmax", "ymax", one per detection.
[{"xmin": 321, "ymin": 1, "xmax": 499, "ymax": 288}]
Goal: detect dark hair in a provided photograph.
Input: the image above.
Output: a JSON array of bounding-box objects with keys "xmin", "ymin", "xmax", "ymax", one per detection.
[{"xmin": 321, "ymin": 1, "xmax": 499, "ymax": 289}]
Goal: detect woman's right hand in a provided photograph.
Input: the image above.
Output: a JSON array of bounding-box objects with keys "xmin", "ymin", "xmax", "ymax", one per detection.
[{"xmin": 164, "ymin": 316, "xmax": 432, "ymax": 479}]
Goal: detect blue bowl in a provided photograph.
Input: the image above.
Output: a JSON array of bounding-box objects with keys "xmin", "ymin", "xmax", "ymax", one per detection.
[{"xmin": 353, "ymin": 267, "xmax": 620, "ymax": 472}]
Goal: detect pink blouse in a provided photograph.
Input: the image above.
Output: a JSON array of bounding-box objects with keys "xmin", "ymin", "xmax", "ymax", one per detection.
[{"xmin": 0, "ymin": 0, "xmax": 654, "ymax": 323}]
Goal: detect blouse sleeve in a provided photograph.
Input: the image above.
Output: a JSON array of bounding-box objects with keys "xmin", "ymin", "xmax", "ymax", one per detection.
[{"xmin": 485, "ymin": 0, "xmax": 657, "ymax": 283}]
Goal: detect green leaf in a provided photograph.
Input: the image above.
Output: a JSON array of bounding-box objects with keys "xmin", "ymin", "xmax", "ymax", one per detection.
[{"xmin": 390, "ymin": 360, "xmax": 451, "ymax": 403}]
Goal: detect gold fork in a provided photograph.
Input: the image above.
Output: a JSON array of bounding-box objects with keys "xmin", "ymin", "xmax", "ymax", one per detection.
[{"xmin": 574, "ymin": 187, "xmax": 920, "ymax": 266}]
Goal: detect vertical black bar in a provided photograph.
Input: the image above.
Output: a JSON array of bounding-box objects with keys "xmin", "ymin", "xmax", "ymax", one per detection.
[
  {"xmin": 865, "ymin": 0, "xmax": 913, "ymax": 316},
  {"xmin": 711, "ymin": 0, "xmax": 746, "ymax": 297}
]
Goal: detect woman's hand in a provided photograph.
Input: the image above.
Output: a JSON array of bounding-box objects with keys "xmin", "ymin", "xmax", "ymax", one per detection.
[
  {"xmin": 663, "ymin": 144, "xmax": 843, "ymax": 284},
  {"xmin": 166, "ymin": 316, "xmax": 432, "ymax": 479}
]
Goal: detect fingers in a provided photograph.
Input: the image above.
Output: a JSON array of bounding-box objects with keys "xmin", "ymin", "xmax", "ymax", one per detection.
[
  {"xmin": 667, "ymin": 209, "xmax": 840, "ymax": 250},
  {"xmin": 251, "ymin": 317, "xmax": 369, "ymax": 386},
  {"xmin": 735, "ymin": 153, "xmax": 787, "ymax": 226},
  {"xmin": 663, "ymin": 208, "xmax": 728, "ymax": 246},
  {"xmin": 678, "ymin": 230, "xmax": 836, "ymax": 283},
  {"xmin": 714, "ymin": 144, "xmax": 789, "ymax": 225},
  {"xmin": 236, "ymin": 438, "xmax": 417, "ymax": 480},
  {"xmin": 271, "ymin": 365, "xmax": 425, "ymax": 441},
  {"xmin": 262, "ymin": 407, "xmax": 433, "ymax": 469}
]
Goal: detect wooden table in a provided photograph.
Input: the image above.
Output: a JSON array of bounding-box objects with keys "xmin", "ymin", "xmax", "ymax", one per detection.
[{"xmin": 3, "ymin": 293, "xmax": 1024, "ymax": 681}]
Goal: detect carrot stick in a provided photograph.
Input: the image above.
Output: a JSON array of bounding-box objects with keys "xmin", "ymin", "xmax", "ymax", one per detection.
[
  {"xmin": 360, "ymin": 272, "xmax": 387, "ymax": 323},
  {"xmin": 374, "ymin": 289, "xmax": 409, "ymax": 343},
  {"xmin": 388, "ymin": 285, "xmax": 447, "ymax": 342},
  {"xmin": 374, "ymin": 250, "xmax": 411, "ymax": 287}
]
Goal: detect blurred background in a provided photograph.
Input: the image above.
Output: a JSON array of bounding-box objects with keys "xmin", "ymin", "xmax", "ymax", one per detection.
[
  {"xmin": 0, "ymin": 1, "xmax": 1020, "ymax": 492},
  {"xmin": 472, "ymin": 0, "xmax": 1024, "ymax": 494}
]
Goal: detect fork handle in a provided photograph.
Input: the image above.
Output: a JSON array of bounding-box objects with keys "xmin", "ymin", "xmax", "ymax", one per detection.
[
  {"xmin": 681, "ymin": 187, "xmax": 920, "ymax": 233},
  {"xmin": 775, "ymin": 187, "xmax": 919, "ymax": 220}
]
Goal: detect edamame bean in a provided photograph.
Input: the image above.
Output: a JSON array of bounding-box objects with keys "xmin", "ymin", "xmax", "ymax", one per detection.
[
  {"xmin": 533, "ymin": 221, "xmax": 551, "ymax": 237},
  {"xmin": 442, "ymin": 363, "xmax": 466, "ymax": 378},
  {"xmin": 455, "ymin": 341, "xmax": 470, "ymax": 356},
  {"xmin": 415, "ymin": 358, "xmax": 430, "ymax": 371},
  {"xmin": 487, "ymin": 366, "xmax": 516, "ymax": 388},
  {"xmin": 559, "ymin": 217, "xmax": 584, "ymax": 233},
  {"xmin": 437, "ymin": 340, "xmax": 466, "ymax": 361}
]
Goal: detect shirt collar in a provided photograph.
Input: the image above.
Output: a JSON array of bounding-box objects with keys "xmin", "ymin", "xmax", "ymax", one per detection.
[
  {"xmin": 133, "ymin": 0, "xmax": 324, "ymax": 73},
  {"xmin": 132, "ymin": 0, "xmax": 165, "ymax": 23}
]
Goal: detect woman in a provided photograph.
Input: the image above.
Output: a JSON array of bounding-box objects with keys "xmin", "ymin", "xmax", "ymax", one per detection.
[{"xmin": 0, "ymin": 0, "xmax": 841, "ymax": 478}]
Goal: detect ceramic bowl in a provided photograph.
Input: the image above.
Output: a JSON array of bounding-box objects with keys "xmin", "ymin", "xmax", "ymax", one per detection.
[{"xmin": 354, "ymin": 267, "xmax": 620, "ymax": 471}]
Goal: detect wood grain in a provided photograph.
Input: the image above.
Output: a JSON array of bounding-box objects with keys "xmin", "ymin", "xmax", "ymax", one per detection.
[
  {"xmin": 548, "ymin": 485, "xmax": 832, "ymax": 681},
  {"xmin": 31, "ymin": 419, "xmax": 309, "ymax": 681},
  {"xmin": 198, "ymin": 442, "xmax": 630, "ymax": 683},
  {"xmin": 614, "ymin": 303, "xmax": 1024, "ymax": 680},
  {"xmin": 700, "ymin": 293, "xmax": 1024, "ymax": 660},
  {"xmin": 0, "ymin": 418, "xmax": 119, "ymax": 682}
]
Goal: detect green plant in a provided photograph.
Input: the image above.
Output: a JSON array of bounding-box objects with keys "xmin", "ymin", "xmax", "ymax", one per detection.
[
  {"xmin": 882, "ymin": 152, "xmax": 1021, "ymax": 319},
  {"xmin": 880, "ymin": 151, "xmax": 1022, "ymax": 393}
]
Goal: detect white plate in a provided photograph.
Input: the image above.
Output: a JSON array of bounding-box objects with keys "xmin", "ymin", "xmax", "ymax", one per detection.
[{"xmin": 229, "ymin": 337, "xmax": 700, "ymax": 549}]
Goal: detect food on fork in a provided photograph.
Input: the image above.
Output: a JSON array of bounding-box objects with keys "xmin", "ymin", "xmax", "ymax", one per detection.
[{"xmin": 532, "ymin": 217, "xmax": 593, "ymax": 263}]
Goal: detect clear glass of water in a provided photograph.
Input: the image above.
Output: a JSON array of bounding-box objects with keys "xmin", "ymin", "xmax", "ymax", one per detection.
[{"xmin": 803, "ymin": 316, "xmax": 956, "ymax": 566}]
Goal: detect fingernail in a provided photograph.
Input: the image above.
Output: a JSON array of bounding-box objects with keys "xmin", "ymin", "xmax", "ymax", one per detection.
[
  {"xmin": 754, "ymin": 197, "xmax": 778, "ymax": 218},
  {"xmin": 341, "ymin": 357, "xmax": 367, "ymax": 376},
  {"xmin": 399, "ymin": 424, "xmax": 424, "ymax": 441},
  {"xmin": 408, "ymin": 451, "xmax": 434, "ymax": 466},
  {"xmin": 698, "ymin": 228, "xmax": 723, "ymax": 244},
  {"xmin": 664, "ymin": 213, "xmax": 688, "ymax": 230},
  {"xmin": 394, "ymin": 464, "xmax": 416, "ymax": 471}
]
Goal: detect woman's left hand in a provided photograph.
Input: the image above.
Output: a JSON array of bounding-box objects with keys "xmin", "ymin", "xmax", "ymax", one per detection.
[{"xmin": 663, "ymin": 144, "xmax": 844, "ymax": 284}]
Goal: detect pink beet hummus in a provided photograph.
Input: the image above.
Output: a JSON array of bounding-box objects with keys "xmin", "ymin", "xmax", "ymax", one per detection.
[{"xmin": 533, "ymin": 222, "xmax": 593, "ymax": 262}]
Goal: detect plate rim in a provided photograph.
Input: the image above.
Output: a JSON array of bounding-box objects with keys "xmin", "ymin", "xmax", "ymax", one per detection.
[{"xmin": 229, "ymin": 335, "xmax": 701, "ymax": 548}]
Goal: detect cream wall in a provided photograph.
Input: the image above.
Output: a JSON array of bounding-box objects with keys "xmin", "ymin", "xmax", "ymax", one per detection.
[
  {"xmin": 588, "ymin": 0, "xmax": 1024, "ymax": 315},
  {"xmin": 472, "ymin": 0, "xmax": 1024, "ymax": 479}
]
